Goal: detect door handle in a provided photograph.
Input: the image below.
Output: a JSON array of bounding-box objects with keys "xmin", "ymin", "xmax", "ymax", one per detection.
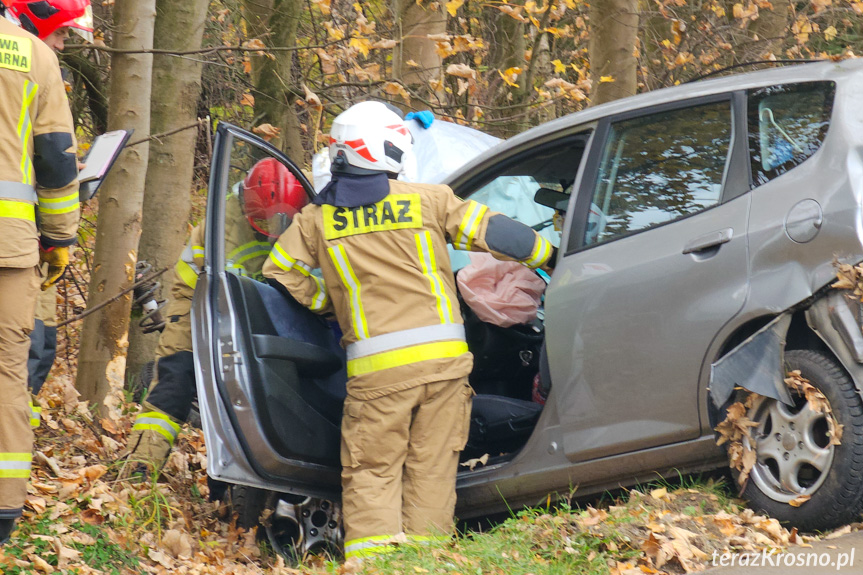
[{"xmin": 682, "ymin": 228, "xmax": 733, "ymax": 254}]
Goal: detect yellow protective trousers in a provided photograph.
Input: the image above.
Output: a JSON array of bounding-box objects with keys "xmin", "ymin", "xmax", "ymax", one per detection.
[
  {"xmin": 0, "ymin": 266, "xmax": 39, "ymax": 517},
  {"xmin": 341, "ymin": 376, "xmax": 474, "ymax": 560}
]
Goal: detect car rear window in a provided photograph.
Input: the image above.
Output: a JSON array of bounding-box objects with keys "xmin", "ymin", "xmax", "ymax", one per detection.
[{"xmin": 748, "ymin": 81, "xmax": 835, "ymax": 188}]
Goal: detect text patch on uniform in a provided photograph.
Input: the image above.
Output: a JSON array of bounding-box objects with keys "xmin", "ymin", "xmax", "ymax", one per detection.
[
  {"xmin": 323, "ymin": 193, "xmax": 423, "ymax": 239},
  {"xmin": 0, "ymin": 34, "xmax": 31, "ymax": 72}
]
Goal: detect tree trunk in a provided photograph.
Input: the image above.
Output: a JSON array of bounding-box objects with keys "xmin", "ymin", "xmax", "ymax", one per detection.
[
  {"xmin": 745, "ymin": 0, "xmax": 791, "ymax": 61},
  {"xmin": 125, "ymin": 0, "xmax": 209, "ymax": 389},
  {"xmin": 392, "ymin": 0, "xmax": 446, "ymax": 103},
  {"xmin": 75, "ymin": 0, "xmax": 155, "ymax": 404},
  {"xmin": 243, "ymin": 0, "xmax": 304, "ymax": 161},
  {"xmin": 589, "ymin": 0, "xmax": 639, "ymax": 105}
]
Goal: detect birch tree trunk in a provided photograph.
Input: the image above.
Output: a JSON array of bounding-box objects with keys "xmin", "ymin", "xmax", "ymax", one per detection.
[
  {"xmin": 589, "ymin": 0, "xmax": 639, "ymax": 105},
  {"xmin": 243, "ymin": 0, "xmax": 304, "ymax": 160},
  {"xmin": 125, "ymin": 0, "xmax": 209, "ymax": 388},
  {"xmin": 75, "ymin": 0, "xmax": 155, "ymax": 404}
]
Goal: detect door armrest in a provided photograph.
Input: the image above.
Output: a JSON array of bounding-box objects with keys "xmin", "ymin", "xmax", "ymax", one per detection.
[{"xmin": 252, "ymin": 334, "xmax": 343, "ymax": 378}]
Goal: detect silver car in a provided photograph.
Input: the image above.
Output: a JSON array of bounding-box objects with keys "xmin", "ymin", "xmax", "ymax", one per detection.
[{"xmin": 193, "ymin": 58, "xmax": 863, "ymax": 559}]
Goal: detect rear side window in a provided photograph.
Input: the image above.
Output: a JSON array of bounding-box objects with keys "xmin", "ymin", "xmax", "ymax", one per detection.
[
  {"xmin": 584, "ymin": 100, "xmax": 732, "ymax": 246},
  {"xmin": 748, "ymin": 82, "xmax": 835, "ymax": 188}
]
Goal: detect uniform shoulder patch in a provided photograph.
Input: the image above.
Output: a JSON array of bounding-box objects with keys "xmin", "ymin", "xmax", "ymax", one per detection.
[
  {"xmin": 0, "ymin": 33, "xmax": 31, "ymax": 72},
  {"xmin": 322, "ymin": 193, "xmax": 423, "ymax": 240}
]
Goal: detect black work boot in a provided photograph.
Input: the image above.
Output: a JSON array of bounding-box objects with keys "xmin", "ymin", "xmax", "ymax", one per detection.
[{"xmin": 0, "ymin": 517, "xmax": 16, "ymax": 545}]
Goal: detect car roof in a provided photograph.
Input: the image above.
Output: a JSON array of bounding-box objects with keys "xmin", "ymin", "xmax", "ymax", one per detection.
[{"xmin": 446, "ymin": 58, "xmax": 863, "ymax": 185}]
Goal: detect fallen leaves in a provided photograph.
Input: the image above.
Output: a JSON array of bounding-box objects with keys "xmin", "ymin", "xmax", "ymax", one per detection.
[
  {"xmin": 459, "ymin": 453, "xmax": 489, "ymax": 470},
  {"xmin": 714, "ymin": 398, "xmax": 759, "ymax": 486},
  {"xmin": 785, "ymin": 370, "xmax": 843, "ymax": 446}
]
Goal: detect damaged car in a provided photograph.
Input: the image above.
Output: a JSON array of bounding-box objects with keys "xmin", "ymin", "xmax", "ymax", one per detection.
[{"xmin": 192, "ymin": 58, "xmax": 863, "ymax": 560}]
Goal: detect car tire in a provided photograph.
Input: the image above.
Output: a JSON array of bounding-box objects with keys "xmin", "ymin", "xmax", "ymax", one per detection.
[
  {"xmin": 228, "ymin": 484, "xmax": 270, "ymax": 531},
  {"xmin": 741, "ymin": 349, "xmax": 863, "ymax": 531}
]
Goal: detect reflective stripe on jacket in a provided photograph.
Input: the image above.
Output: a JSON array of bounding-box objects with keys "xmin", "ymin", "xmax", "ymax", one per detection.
[
  {"xmin": 262, "ymin": 179, "xmax": 553, "ymax": 399},
  {"xmin": 0, "ymin": 19, "xmax": 79, "ymax": 268}
]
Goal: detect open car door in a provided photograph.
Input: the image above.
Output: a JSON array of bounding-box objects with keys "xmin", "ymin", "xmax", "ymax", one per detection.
[{"xmin": 193, "ymin": 123, "xmax": 346, "ymax": 501}]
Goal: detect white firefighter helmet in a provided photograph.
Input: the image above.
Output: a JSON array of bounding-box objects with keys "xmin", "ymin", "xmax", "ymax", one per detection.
[{"xmin": 328, "ymin": 101, "xmax": 413, "ymax": 176}]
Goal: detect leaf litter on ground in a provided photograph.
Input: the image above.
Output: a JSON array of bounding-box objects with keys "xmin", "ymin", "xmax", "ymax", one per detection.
[{"xmin": 3, "ymin": 360, "xmax": 859, "ymax": 574}]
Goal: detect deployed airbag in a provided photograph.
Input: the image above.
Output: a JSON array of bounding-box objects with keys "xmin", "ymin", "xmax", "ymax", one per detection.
[{"xmin": 457, "ymin": 252, "xmax": 546, "ymax": 327}]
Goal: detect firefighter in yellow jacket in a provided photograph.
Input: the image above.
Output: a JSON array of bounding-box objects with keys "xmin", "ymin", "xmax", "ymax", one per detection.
[
  {"xmin": 262, "ymin": 101, "xmax": 556, "ymax": 560},
  {"xmin": 0, "ymin": 14, "xmax": 80, "ymax": 544},
  {"xmin": 124, "ymin": 158, "xmax": 308, "ymax": 476}
]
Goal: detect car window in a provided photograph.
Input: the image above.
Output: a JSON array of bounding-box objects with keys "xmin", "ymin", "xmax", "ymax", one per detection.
[
  {"xmin": 584, "ymin": 100, "xmax": 732, "ymax": 246},
  {"xmin": 219, "ymin": 138, "xmax": 301, "ymax": 283},
  {"xmin": 455, "ymin": 137, "xmax": 589, "ymax": 272},
  {"xmin": 748, "ymin": 81, "xmax": 835, "ymax": 188}
]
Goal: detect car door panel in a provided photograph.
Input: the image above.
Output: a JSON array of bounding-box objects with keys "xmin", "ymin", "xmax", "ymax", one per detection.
[
  {"xmin": 194, "ymin": 123, "xmax": 344, "ymax": 497},
  {"xmin": 544, "ymin": 96, "xmax": 751, "ymax": 463}
]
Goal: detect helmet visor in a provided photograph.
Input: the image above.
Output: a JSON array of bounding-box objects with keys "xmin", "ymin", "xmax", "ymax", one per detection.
[
  {"xmin": 247, "ymin": 212, "xmax": 292, "ymax": 239},
  {"xmin": 70, "ymin": 5, "xmax": 93, "ymax": 42}
]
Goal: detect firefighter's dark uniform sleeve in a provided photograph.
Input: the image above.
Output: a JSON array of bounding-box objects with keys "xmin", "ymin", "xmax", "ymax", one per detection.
[
  {"xmin": 262, "ymin": 208, "xmax": 332, "ymax": 314},
  {"xmin": 438, "ymin": 185, "xmax": 554, "ymax": 269},
  {"xmin": 32, "ymin": 46, "xmax": 79, "ymax": 247}
]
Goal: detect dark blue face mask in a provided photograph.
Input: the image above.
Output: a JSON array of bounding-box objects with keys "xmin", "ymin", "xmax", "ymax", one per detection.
[{"xmin": 312, "ymin": 172, "xmax": 391, "ymax": 208}]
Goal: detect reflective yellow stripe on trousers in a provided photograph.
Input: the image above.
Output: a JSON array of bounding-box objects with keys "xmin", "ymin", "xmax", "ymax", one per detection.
[
  {"xmin": 132, "ymin": 411, "xmax": 182, "ymax": 445},
  {"xmin": 28, "ymin": 401, "xmax": 41, "ymax": 428},
  {"xmin": 344, "ymin": 535, "xmax": 399, "ymax": 560},
  {"xmin": 0, "ymin": 453, "xmax": 32, "ymax": 479}
]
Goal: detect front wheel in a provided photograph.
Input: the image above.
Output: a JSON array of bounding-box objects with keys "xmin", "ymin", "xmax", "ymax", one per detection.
[{"xmin": 741, "ymin": 349, "xmax": 863, "ymax": 531}]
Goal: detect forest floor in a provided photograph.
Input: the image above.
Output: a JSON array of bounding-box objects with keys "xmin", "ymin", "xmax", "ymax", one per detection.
[{"xmin": 2, "ymin": 360, "xmax": 860, "ymax": 575}]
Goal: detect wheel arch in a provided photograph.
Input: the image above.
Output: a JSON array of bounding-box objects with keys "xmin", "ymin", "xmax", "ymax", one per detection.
[{"xmin": 708, "ymin": 302, "xmax": 849, "ymax": 428}]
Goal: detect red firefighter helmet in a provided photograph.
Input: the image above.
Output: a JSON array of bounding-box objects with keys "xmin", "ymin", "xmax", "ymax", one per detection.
[
  {"xmin": 241, "ymin": 158, "xmax": 308, "ymax": 238},
  {"xmin": 4, "ymin": 0, "xmax": 93, "ymax": 41}
]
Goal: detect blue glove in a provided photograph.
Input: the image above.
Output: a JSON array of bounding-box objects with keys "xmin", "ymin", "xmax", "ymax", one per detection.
[{"xmin": 405, "ymin": 110, "xmax": 434, "ymax": 129}]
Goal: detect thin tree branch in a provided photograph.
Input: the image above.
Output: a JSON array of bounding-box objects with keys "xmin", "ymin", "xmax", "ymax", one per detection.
[
  {"xmin": 127, "ymin": 120, "xmax": 204, "ymax": 147},
  {"xmin": 64, "ymin": 41, "xmax": 339, "ymax": 56},
  {"xmin": 57, "ymin": 266, "xmax": 169, "ymax": 328}
]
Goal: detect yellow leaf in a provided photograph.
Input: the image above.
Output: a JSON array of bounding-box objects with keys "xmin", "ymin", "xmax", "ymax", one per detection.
[
  {"xmin": 350, "ymin": 37, "xmax": 372, "ymax": 57},
  {"xmin": 600, "ymin": 75, "xmax": 615, "ymax": 83},
  {"xmin": 650, "ymin": 487, "xmax": 668, "ymax": 500},
  {"xmin": 406, "ymin": 59, "xmax": 419, "ymax": 67},
  {"xmin": 383, "ymin": 81, "xmax": 411, "ymax": 104},
  {"xmin": 312, "ymin": 0, "xmax": 331, "ymax": 15},
  {"xmin": 552, "ymin": 59, "xmax": 567, "ymax": 74},
  {"xmin": 712, "ymin": 3, "xmax": 726, "ymax": 17},
  {"xmin": 446, "ymin": 0, "xmax": 464, "ymax": 17},
  {"xmin": 498, "ymin": 66, "xmax": 522, "ymax": 87},
  {"xmin": 240, "ymin": 93, "xmax": 254, "ymax": 107},
  {"xmin": 661, "ymin": 39, "xmax": 673, "ymax": 49},
  {"xmin": 325, "ymin": 22, "xmax": 345, "ymax": 41},
  {"xmin": 824, "ymin": 25, "xmax": 838, "ymax": 41}
]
